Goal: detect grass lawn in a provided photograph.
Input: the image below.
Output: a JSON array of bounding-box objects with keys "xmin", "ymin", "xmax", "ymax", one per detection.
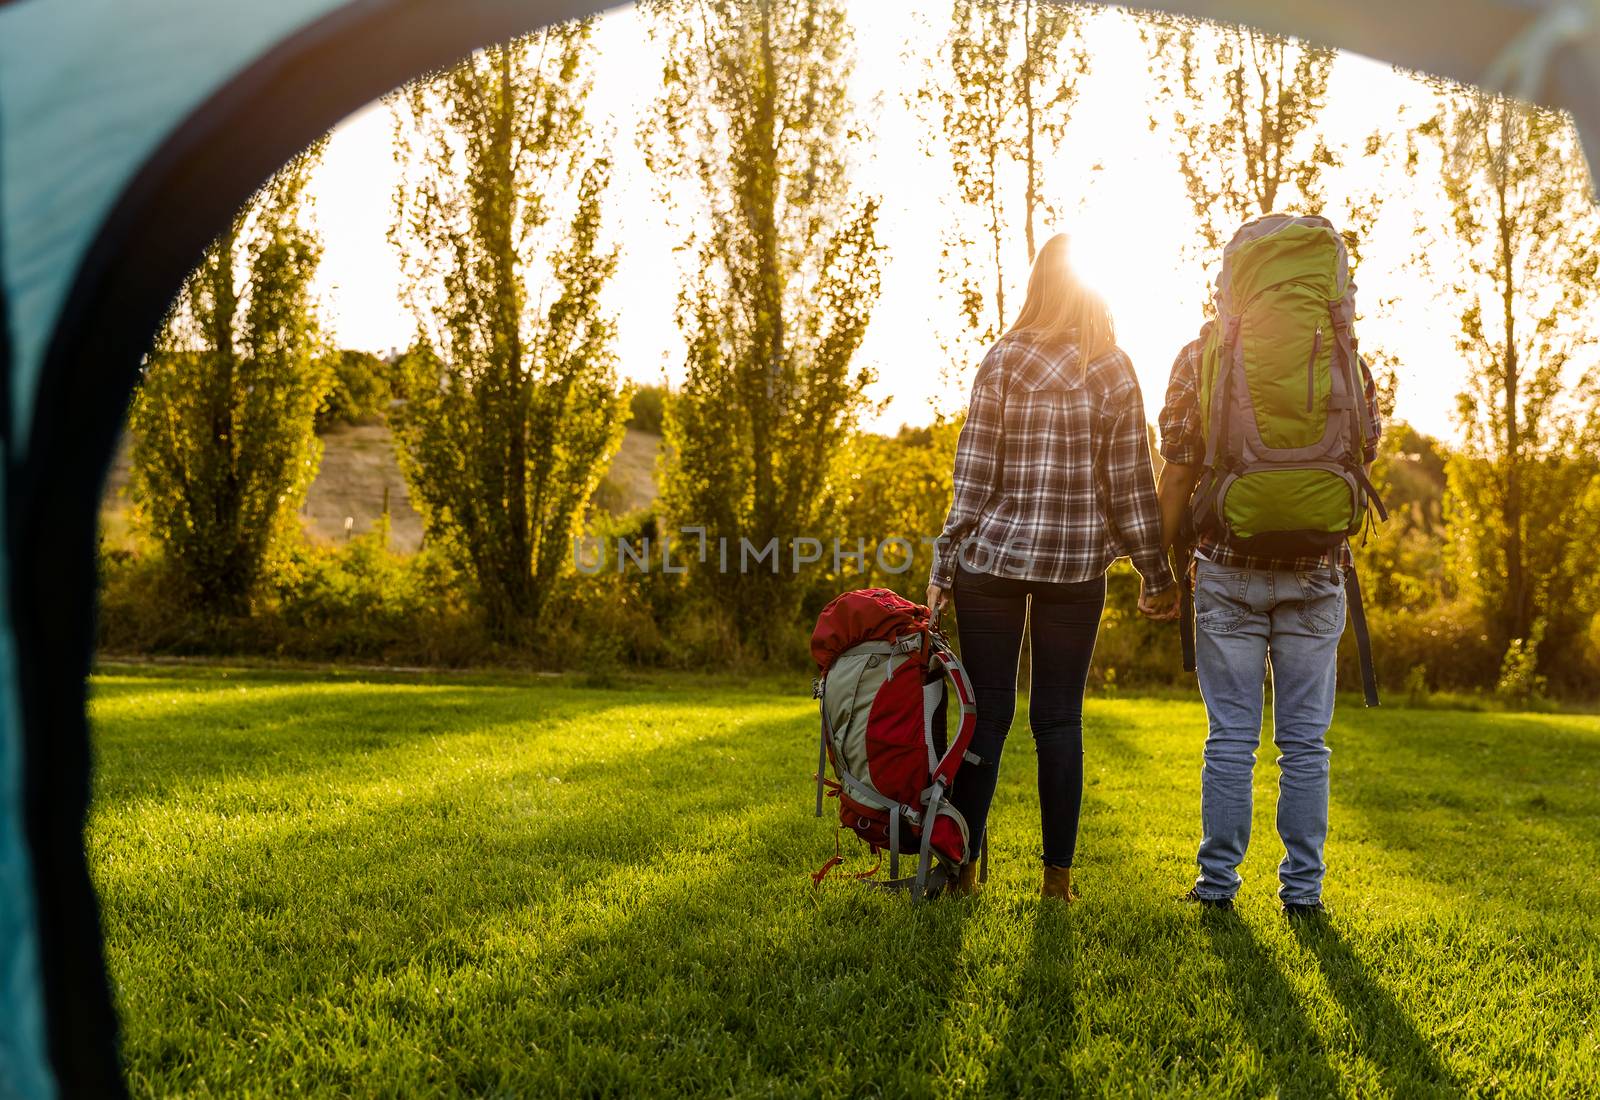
[{"xmin": 88, "ymin": 664, "xmax": 1599, "ymax": 1097}]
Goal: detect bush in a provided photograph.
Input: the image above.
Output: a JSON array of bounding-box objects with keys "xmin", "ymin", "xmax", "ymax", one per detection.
[
  {"xmin": 1085, "ymin": 562, "xmax": 1188, "ymax": 689},
  {"xmin": 1340, "ymin": 601, "xmax": 1503, "ymax": 697},
  {"xmin": 316, "ymin": 350, "xmax": 392, "ymax": 430},
  {"xmin": 100, "ymin": 514, "xmax": 758, "ymax": 673},
  {"xmin": 626, "ymin": 384, "xmax": 668, "ymax": 435},
  {"xmin": 96, "ymin": 519, "xmax": 1587, "ymax": 703},
  {"xmin": 100, "ymin": 528, "xmax": 482, "ymax": 665}
]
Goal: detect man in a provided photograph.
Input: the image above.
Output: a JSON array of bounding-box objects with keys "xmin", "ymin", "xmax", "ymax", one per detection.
[{"xmin": 1154, "ymin": 235, "xmax": 1383, "ymax": 919}]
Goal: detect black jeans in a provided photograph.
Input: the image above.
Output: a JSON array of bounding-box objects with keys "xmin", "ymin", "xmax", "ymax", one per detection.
[{"xmin": 949, "ymin": 565, "xmax": 1106, "ymax": 868}]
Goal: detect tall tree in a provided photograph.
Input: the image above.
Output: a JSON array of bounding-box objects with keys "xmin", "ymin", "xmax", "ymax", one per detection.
[
  {"xmin": 1419, "ymin": 86, "xmax": 1600, "ymax": 670},
  {"xmin": 130, "ymin": 146, "xmax": 330, "ymax": 614},
  {"xmin": 389, "ymin": 27, "xmax": 625, "ymax": 641},
  {"xmin": 1142, "ymin": 16, "xmax": 1375, "ymax": 272},
  {"xmin": 925, "ymin": 0, "xmax": 1089, "ymax": 343},
  {"xmin": 643, "ymin": 0, "xmax": 882, "ymax": 646}
]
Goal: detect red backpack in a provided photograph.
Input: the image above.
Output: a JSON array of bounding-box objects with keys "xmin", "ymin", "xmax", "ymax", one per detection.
[{"xmin": 810, "ymin": 588, "xmax": 979, "ymax": 900}]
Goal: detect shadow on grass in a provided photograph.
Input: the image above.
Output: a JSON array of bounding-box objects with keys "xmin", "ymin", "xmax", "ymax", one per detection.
[
  {"xmin": 96, "ymin": 692, "xmax": 986, "ymax": 1093},
  {"xmin": 1333, "ymin": 709, "xmax": 1600, "ymax": 911},
  {"xmin": 1291, "ymin": 919, "xmax": 1458, "ymax": 1096},
  {"xmin": 89, "ymin": 672, "xmax": 787, "ymax": 808},
  {"xmin": 1191, "ymin": 911, "xmax": 1342, "ymax": 1095},
  {"xmin": 981, "ymin": 898, "xmax": 1083, "ymax": 1094}
]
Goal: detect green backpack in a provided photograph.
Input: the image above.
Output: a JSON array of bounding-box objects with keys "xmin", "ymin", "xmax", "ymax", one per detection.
[
  {"xmin": 1182, "ymin": 213, "xmax": 1388, "ymax": 705},
  {"xmin": 1189, "ymin": 213, "xmax": 1384, "ymax": 555}
]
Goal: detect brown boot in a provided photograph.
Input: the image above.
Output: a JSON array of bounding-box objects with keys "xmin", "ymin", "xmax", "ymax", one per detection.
[
  {"xmin": 1041, "ymin": 864, "xmax": 1077, "ymax": 902},
  {"xmin": 945, "ymin": 859, "xmax": 982, "ymax": 898}
]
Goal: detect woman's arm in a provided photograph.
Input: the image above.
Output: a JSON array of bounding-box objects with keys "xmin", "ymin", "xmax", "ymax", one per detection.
[
  {"xmin": 929, "ymin": 374, "xmax": 1005, "ymax": 594},
  {"xmin": 1104, "ymin": 382, "xmax": 1176, "ymax": 600}
]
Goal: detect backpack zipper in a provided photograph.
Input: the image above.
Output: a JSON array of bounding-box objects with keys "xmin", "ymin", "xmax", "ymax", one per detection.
[{"xmin": 1306, "ymin": 326, "xmax": 1323, "ymax": 412}]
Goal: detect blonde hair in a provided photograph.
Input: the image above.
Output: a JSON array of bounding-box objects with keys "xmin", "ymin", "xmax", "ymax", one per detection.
[{"xmin": 1003, "ymin": 233, "xmax": 1116, "ymax": 370}]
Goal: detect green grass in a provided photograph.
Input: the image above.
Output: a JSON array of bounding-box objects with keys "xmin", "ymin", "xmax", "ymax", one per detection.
[{"xmin": 88, "ymin": 664, "xmax": 1599, "ymax": 1097}]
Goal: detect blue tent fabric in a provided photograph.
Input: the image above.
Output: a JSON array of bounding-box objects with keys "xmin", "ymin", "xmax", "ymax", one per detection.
[
  {"xmin": 0, "ymin": 0, "xmax": 351, "ymax": 449},
  {"xmin": 0, "ymin": 1, "xmax": 1594, "ymax": 1094}
]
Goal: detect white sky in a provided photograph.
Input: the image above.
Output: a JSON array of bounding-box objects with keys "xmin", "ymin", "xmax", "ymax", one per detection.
[{"xmin": 307, "ymin": 2, "xmax": 1481, "ymax": 439}]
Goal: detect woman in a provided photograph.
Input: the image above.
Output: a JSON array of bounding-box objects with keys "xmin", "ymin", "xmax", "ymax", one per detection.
[{"xmin": 927, "ymin": 233, "xmax": 1178, "ymax": 902}]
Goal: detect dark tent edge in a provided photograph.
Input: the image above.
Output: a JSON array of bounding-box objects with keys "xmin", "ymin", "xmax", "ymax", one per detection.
[{"xmin": 11, "ymin": 1, "xmax": 601, "ymax": 1092}]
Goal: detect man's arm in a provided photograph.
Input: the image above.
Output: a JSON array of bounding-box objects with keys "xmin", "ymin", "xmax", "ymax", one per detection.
[
  {"xmin": 1157, "ymin": 461, "xmax": 1202, "ymax": 552},
  {"xmin": 1103, "ymin": 375, "xmax": 1175, "ymax": 599}
]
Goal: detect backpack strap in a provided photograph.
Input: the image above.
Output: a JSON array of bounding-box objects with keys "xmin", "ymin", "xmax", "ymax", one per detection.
[
  {"xmin": 814, "ymin": 718, "xmax": 828, "ymax": 818},
  {"xmin": 1179, "ymin": 585, "xmax": 1197, "ymax": 675},
  {"xmin": 927, "ymin": 643, "xmax": 978, "ymax": 787},
  {"xmin": 889, "ymin": 807, "xmax": 900, "ymax": 880},
  {"xmin": 1328, "ymin": 297, "xmax": 1376, "ymax": 458},
  {"xmin": 1344, "ymin": 564, "xmax": 1381, "ymax": 707},
  {"xmin": 913, "ymin": 779, "xmax": 946, "ymax": 902},
  {"xmin": 1351, "ymin": 466, "xmax": 1390, "ymax": 523},
  {"xmin": 1171, "ymin": 545, "xmax": 1197, "ymax": 674},
  {"xmin": 1202, "ymin": 316, "xmax": 1242, "ymax": 473}
]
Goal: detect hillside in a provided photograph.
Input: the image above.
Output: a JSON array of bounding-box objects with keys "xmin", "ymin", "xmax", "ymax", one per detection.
[{"xmin": 102, "ymin": 423, "xmax": 661, "ymax": 554}]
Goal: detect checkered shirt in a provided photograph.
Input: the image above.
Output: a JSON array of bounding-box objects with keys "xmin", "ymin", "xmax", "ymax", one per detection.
[{"xmin": 931, "ymin": 334, "xmax": 1175, "ymax": 597}]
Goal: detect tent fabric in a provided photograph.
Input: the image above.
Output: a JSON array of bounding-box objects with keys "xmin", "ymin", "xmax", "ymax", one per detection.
[
  {"xmin": 0, "ymin": 0, "xmax": 357, "ymax": 449},
  {"xmin": 0, "ymin": 1, "xmax": 1594, "ymax": 1095},
  {"xmin": 1137, "ymin": 1, "xmax": 1600, "ymax": 183}
]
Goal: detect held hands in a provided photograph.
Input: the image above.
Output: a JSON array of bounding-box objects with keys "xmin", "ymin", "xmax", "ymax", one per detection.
[
  {"xmin": 926, "ymin": 584, "xmax": 950, "ymax": 626},
  {"xmin": 1138, "ymin": 583, "xmax": 1182, "ymax": 623}
]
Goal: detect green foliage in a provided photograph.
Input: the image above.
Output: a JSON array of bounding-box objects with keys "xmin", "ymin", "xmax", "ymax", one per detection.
[
  {"xmin": 1402, "ymin": 663, "xmax": 1430, "ymax": 707},
  {"xmin": 924, "ymin": 0, "xmax": 1091, "ymax": 342},
  {"xmin": 98, "ymin": 518, "xmax": 747, "ymax": 672},
  {"xmin": 1496, "ymin": 618, "xmax": 1549, "ymax": 705},
  {"xmin": 1141, "ymin": 15, "xmax": 1383, "ymax": 279},
  {"xmin": 388, "ymin": 28, "xmax": 626, "ymax": 641},
  {"xmin": 99, "ymin": 529, "xmax": 481, "ymax": 664},
  {"xmin": 644, "ymin": 0, "xmax": 882, "ymax": 649},
  {"xmin": 820, "ymin": 419, "xmax": 960, "ymax": 597},
  {"xmin": 626, "ymin": 383, "xmax": 668, "ymax": 434},
  {"xmin": 315, "ymin": 349, "xmax": 392, "ymax": 429},
  {"xmin": 1417, "ymin": 86, "xmax": 1600, "ymax": 683},
  {"xmin": 91, "ymin": 667, "xmax": 1600, "ymax": 1093},
  {"xmin": 1344, "ymin": 602, "xmax": 1502, "ymax": 697},
  {"xmin": 129, "ymin": 146, "xmax": 331, "ymax": 614},
  {"xmin": 1353, "ymin": 421, "xmax": 1451, "ymax": 612}
]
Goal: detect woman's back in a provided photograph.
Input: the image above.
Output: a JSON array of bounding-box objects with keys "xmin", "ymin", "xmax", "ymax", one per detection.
[{"xmin": 932, "ymin": 331, "xmax": 1162, "ymax": 587}]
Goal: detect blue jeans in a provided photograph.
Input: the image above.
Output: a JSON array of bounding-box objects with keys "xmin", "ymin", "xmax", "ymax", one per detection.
[{"xmin": 1192, "ymin": 558, "xmax": 1344, "ymax": 904}]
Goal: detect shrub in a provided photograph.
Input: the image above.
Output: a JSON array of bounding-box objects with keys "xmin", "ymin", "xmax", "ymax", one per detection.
[
  {"xmin": 315, "ymin": 350, "xmax": 393, "ymax": 429},
  {"xmin": 1341, "ymin": 602, "xmax": 1502, "ymax": 696},
  {"xmin": 626, "ymin": 384, "xmax": 668, "ymax": 435}
]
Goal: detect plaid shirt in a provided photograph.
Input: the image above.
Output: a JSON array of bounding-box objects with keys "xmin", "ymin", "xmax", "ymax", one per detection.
[
  {"xmin": 1157, "ymin": 325, "xmax": 1383, "ymax": 573},
  {"xmin": 931, "ymin": 334, "xmax": 1175, "ymax": 597}
]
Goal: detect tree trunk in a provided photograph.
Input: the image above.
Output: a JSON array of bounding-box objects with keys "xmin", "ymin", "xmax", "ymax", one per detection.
[
  {"xmin": 205, "ymin": 224, "xmax": 249, "ymax": 615},
  {"xmin": 740, "ymin": 0, "xmax": 790, "ymax": 640},
  {"xmin": 1496, "ymin": 134, "xmax": 1527, "ymax": 646},
  {"xmin": 497, "ymin": 49, "xmax": 534, "ymax": 638},
  {"xmin": 1022, "ymin": 0, "xmax": 1037, "ymax": 264}
]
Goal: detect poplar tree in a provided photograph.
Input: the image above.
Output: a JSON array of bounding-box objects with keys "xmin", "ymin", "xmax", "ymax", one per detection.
[
  {"xmin": 643, "ymin": 0, "xmax": 882, "ymax": 646},
  {"xmin": 925, "ymin": 0, "xmax": 1090, "ymax": 342},
  {"xmin": 1142, "ymin": 16, "xmax": 1379, "ymax": 272},
  {"xmin": 130, "ymin": 146, "xmax": 329, "ymax": 614},
  {"xmin": 389, "ymin": 27, "xmax": 625, "ymax": 641},
  {"xmin": 1419, "ymin": 86, "xmax": 1600, "ymax": 675}
]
